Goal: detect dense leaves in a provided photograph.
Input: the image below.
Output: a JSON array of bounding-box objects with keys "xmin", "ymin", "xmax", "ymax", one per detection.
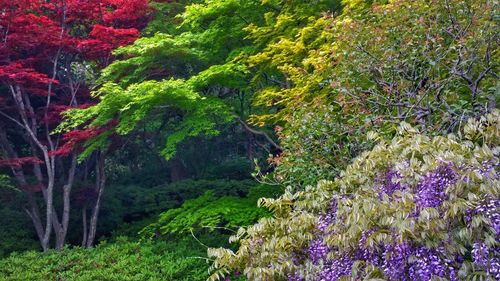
[
  {"xmin": 140, "ymin": 184, "xmax": 277, "ymax": 237},
  {"xmin": 0, "ymin": 237, "xmax": 212, "ymax": 281},
  {"xmin": 208, "ymin": 110, "xmax": 500, "ymax": 281}
]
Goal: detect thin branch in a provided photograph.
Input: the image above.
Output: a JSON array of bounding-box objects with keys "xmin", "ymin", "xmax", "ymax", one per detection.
[{"xmin": 236, "ymin": 117, "xmax": 282, "ymax": 151}]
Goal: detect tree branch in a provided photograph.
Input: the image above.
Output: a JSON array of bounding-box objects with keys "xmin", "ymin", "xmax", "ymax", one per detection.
[{"xmin": 236, "ymin": 117, "xmax": 282, "ymax": 151}]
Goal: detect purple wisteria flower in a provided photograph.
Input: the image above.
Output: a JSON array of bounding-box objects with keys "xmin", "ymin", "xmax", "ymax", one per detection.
[
  {"xmin": 376, "ymin": 168, "xmax": 405, "ymax": 199},
  {"xmin": 317, "ymin": 199, "xmax": 337, "ymax": 233},
  {"xmin": 415, "ymin": 163, "xmax": 457, "ymax": 208},
  {"xmin": 472, "ymin": 243, "xmax": 500, "ymax": 279},
  {"xmin": 408, "ymin": 247, "xmax": 448, "ymax": 281},
  {"xmin": 382, "ymin": 242, "xmax": 412, "ymax": 280},
  {"xmin": 308, "ymin": 239, "xmax": 329, "ymax": 265},
  {"xmin": 478, "ymin": 160, "xmax": 499, "ymax": 179},
  {"xmin": 355, "ymin": 229, "xmax": 383, "ymax": 266},
  {"xmin": 317, "ymin": 254, "xmax": 354, "ymax": 281},
  {"xmin": 472, "ymin": 242, "xmax": 489, "ymax": 267},
  {"xmin": 476, "ymin": 199, "xmax": 500, "ymax": 235}
]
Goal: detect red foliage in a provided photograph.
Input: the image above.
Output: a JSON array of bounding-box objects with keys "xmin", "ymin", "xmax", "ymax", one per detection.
[
  {"xmin": 49, "ymin": 120, "xmax": 117, "ymax": 157},
  {"xmin": 78, "ymin": 24, "xmax": 140, "ymax": 60},
  {"xmin": 0, "ymin": 157, "xmax": 44, "ymax": 169},
  {"xmin": 0, "ymin": 63, "xmax": 58, "ymax": 90},
  {"xmin": 0, "ymin": 0, "xmax": 150, "ymax": 172},
  {"xmin": 102, "ymin": 0, "xmax": 152, "ymax": 29}
]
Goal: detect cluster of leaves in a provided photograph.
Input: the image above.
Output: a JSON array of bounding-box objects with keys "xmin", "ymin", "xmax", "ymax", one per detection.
[
  {"xmin": 208, "ymin": 110, "xmax": 500, "ymax": 281},
  {"xmin": 105, "ymin": 179, "xmax": 260, "ymax": 218},
  {"xmin": 59, "ymin": 179, "xmax": 261, "ymax": 246},
  {"xmin": 60, "ymin": 0, "xmax": 346, "ymax": 160},
  {"xmin": 0, "ymin": 174, "xmax": 14, "ymax": 191},
  {"xmin": 0, "ymin": 236, "xmax": 212, "ymax": 281},
  {"xmin": 140, "ymin": 184, "xmax": 278, "ymax": 238},
  {"xmin": 58, "ymin": 0, "xmax": 259, "ymax": 159},
  {"xmin": 252, "ymin": 0, "xmax": 498, "ymax": 186},
  {"xmin": 270, "ymin": 105, "xmax": 375, "ymax": 187}
]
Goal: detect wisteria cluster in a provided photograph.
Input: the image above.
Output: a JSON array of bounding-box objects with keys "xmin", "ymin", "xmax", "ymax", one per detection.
[
  {"xmin": 290, "ymin": 161, "xmax": 499, "ymax": 281},
  {"xmin": 415, "ymin": 163, "xmax": 457, "ymax": 208},
  {"xmin": 356, "ymin": 229, "xmax": 381, "ymax": 264},
  {"xmin": 472, "ymin": 243, "xmax": 500, "ymax": 280},
  {"xmin": 381, "ymin": 242, "xmax": 412, "ymax": 280},
  {"xmin": 305, "ymin": 234, "xmax": 462, "ymax": 281},
  {"xmin": 408, "ymin": 247, "xmax": 457, "ymax": 281},
  {"xmin": 376, "ymin": 168, "xmax": 404, "ymax": 199},
  {"xmin": 308, "ymin": 239, "xmax": 329, "ymax": 265},
  {"xmin": 317, "ymin": 254, "xmax": 354, "ymax": 281},
  {"xmin": 473, "ymin": 198, "xmax": 500, "ymax": 235},
  {"xmin": 317, "ymin": 199, "xmax": 337, "ymax": 233},
  {"xmin": 479, "ymin": 160, "xmax": 499, "ymax": 179}
]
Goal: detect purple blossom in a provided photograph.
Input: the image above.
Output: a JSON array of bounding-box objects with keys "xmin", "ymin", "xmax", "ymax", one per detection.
[
  {"xmin": 308, "ymin": 239, "xmax": 329, "ymax": 264},
  {"xmin": 317, "ymin": 199, "xmax": 337, "ymax": 233},
  {"xmin": 472, "ymin": 243, "xmax": 500, "ymax": 279},
  {"xmin": 472, "ymin": 242, "xmax": 489, "ymax": 267},
  {"xmin": 477, "ymin": 199, "xmax": 500, "ymax": 235},
  {"xmin": 415, "ymin": 163, "xmax": 457, "ymax": 208},
  {"xmin": 377, "ymin": 168, "xmax": 405, "ymax": 199},
  {"xmin": 408, "ymin": 247, "xmax": 447, "ymax": 281},
  {"xmin": 317, "ymin": 254, "xmax": 354, "ymax": 281},
  {"xmin": 382, "ymin": 242, "xmax": 412, "ymax": 280},
  {"xmin": 478, "ymin": 160, "xmax": 499, "ymax": 179},
  {"xmin": 490, "ymin": 256, "xmax": 500, "ymax": 280},
  {"xmin": 355, "ymin": 229, "xmax": 383, "ymax": 266}
]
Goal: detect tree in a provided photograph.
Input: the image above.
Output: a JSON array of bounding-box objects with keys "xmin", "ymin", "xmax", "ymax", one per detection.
[
  {"xmin": 0, "ymin": 0, "xmax": 150, "ymax": 251},
  {"xmin": 61, "ymin": 0, "xmax": 344, "ymax": 173},
  {"xmin": 250, "ymin": 0, "xmax": 499, "ymax": 187}
]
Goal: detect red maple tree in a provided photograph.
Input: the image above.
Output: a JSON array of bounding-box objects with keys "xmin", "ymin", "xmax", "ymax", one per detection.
[{"xmin": 0, "ymin": 0, "xmax": 151, "ymax": 250}]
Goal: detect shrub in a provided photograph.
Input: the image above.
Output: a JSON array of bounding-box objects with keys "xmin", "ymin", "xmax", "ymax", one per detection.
[
  {"xmin": 140, "ymin": 184, "xmax": 279, "ymax": 238},
  {"xmin": 208, "ymin": 111, "xmax": 500, "ymax": 281},
  {"xmin": 0, "ymin": 237, "xmax": 210, "ymax": 281},
  {"xmin": 73, "ymin": 179, "xmax": 260, "ymax": 241}
]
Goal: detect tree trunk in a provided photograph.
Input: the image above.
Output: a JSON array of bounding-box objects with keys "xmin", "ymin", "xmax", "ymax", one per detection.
[
  {"xmin": 55, "ymin": 153, "xmax": 77, "ymax": 250},
  {"xmin": 82, "ymin": 206, "xmax": 88, "ymax": 247},
  {"xmin": 86, "ymin": 151, "xmax": 106, "ymax": 247},
  {"xmin": 0, "ymin": 128, "xmax": 45, "ymax": 248}
]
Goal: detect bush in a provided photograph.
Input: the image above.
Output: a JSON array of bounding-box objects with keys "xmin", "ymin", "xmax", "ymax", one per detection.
[
  {"xmin": 67, "ymin": 179, "xmax": 260, "ymax": 242},
  {"xmin": 208, "ymin": 111, "xmax": 500, "ymax": 281},
  {"xmin": 140, "ymin": 184, "xmax": 279, "ymax": 238},
  {"xmin": 0, "ymin": 236, "xmax": 211, "ymax": 281}
]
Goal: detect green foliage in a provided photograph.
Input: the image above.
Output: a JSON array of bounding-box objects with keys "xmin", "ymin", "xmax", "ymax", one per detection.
[
  {"xmin": 254, "ymin": 0, "xmax": 498, "ymax": 188},
  {"xmin": 0, "ymin": 188, "xmax": 40, "ymax": 258},
  {"xmin": 250, "ymin": 0, "xmax": 498, "ymax": 128},
  {"xmin": 0, "ymin": 175, "xmax": 13, "ymax": 190},
  {"xmin": 208, "ymin": 110, "xmax": 500, "ymax": 280},
  {"xmin": 61, "ymin": 78, "xmax": 233, "ymax": 160},
  {"xmin": 0, "ymin": 203, "xmax": 40, "ymax": 258},
  {"xmin": 270, "ymin": 105, "xmax": 377, "ymax": 187},
  {"xmin": 140, "ymin": 184, "xmax": 279, "ymax": 238},
  {"xmin": 59, "ymin": 0, "xmax": 345, "ymax": 161},
  {"xmin": 71, "ymin": 180, "xmax": 261, "ymax": 242},
  {"xmin": 0, "ymin": 237, "xmax": 210, "ymax": 281}
]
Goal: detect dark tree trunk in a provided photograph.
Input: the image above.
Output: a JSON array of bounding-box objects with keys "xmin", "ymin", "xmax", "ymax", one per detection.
[{"xmin": 86, "ymin": 151, "xmax": 106, "ymax": 247}]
